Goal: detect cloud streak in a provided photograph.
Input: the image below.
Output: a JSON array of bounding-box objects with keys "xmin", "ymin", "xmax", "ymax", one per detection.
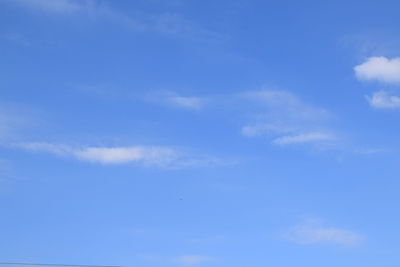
[
  {"xmin": 12, "ymin": 142, "xmax": 226, "ymax": 168},
  {"xmin": 8, "ymin": 0, "xmax": 83, "ymax": 14},
  {"xmin": 3, "ymin": 0, "xmax": 222, "ymax": 41},
  {"xmin": 272, "ymin": 132, "xmax": 335, "ymax": 145},
  {"xmin": 166, "ymin": 96, "xmax": 206, "ymax": 110},
  {"xmin": 172, "ymin": 255, "xmax": 214, "ymax": 265},
  {"xmin": 241, "ymin": 90, "xmax": 336, "ymax": 147},
  {"xmin": 286, "ymin": 219, "xmax": 364, "ymax": 246},
  {"xmin": 148, "ymin": 91, "xmax": 208, "ymax": 110},
  {"xmin": 6, "ymin": 0, "xmax": 147, "ymax": 30}
]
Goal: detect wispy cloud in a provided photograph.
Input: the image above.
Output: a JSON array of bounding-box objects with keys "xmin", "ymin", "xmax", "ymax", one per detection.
[
  {"xmin": 3, "ymin": 32, "xmax": 32, "ymax": 46},
  {"xmin": 355, "ymin": 57, "xmax": 400, "ymax": 84},
  {"xmin": 8, "ymin": 0, "xmax": 83, "ymax": 14},
  {"xmin": 0, "ymin": 104, "xmax": 37, "ymax": 142},
  {"xmin": 5, "ymin": 0, "xmax": 147, "ymax": 30},
  {"xmin": 273, "ymin": 132, "xmax": 335, "ymax": 145},
  {"xmin": 172, "ymin": 255, "xmax": 215, "ymax": 265},
  {"xmin": 142, "ymin": 254, "xmax": 216, "ymax": 265},
  {"xmin": 285, "ymin": 218, "xmax": 364, "ymax": 246},
  {"xmin": 11, "ymin": 142, "xmax": 227, "ymax": 169},
  {"xmin": 154, "ymin": 13, "xmax": 224, "ymax": 41},
  {"xmin": 3, "ymin": 0, "xmax": 222, "ymax": 41},
  {"xmin": 148, "ymin": 91, "xmax": 208, "ymax": 110},
  {"xmin": 14, "ymin": 142, "xmax": 177, "ymax": 165},
  {"xmin": 186, "ymin": 235, "xmax": 226, "ymax": 244},
  {"xmin": 243, "ymin": 90, "xmax": 329, "ymax": 120},
  {"xmin": 366, "ymin": 90, "xmax": 400, "ymax": 109},
  {"xmin": 241, "ymin": 90, "xmax": 336, "ymax": 147},
  {"xmin": 166, "ymin": 96, "xmax": 206, "ymax": 110}
]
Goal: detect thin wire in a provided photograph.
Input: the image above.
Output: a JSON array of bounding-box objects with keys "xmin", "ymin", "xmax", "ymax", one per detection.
[{"xmin": 0, "ymin": 263, "xmax": 124, "ymax": 267}]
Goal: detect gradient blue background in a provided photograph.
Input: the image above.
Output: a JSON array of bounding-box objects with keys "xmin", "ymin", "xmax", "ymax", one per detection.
[{"xmin": 1, "ymin": 0, "xmax": 400, "ymax": 266}]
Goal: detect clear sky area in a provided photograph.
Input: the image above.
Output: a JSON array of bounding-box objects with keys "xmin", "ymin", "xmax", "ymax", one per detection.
[{"xmin": 1, "ymin": 0, "xmax": 400, "ymax": 266}]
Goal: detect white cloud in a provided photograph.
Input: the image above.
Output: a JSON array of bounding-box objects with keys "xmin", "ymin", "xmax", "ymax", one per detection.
[
  {"xmin": 12, "ymin": 142, "xmax": 227, "ymax": 168},
  {"xmin": 355, "ymin": 57, "xmax": 400, "ymax": 84},
  {"xmin": 241, "ymin": 90, "xmax": 335, "ymax": 147},
  {"xmin": 74, "ymin": 146, "xmax": 177, "ymax": 164},
  {"xmin": 365, "ymin": 90, "xmax": 400, "ymax": 109},
  {"xmin": 286, "ymin": 219, "xmax": 364, "ymax": 246},
  {"xmin": 172, "ymin": 255, "xmax": 214, "ymax": 265},
  {"xmin": 14, "ymin": 142, "xmax": 177, "ymax": 166},
  {"xmin": 273, "ymin": 132, "xmax": 335, "ymax": 145}
]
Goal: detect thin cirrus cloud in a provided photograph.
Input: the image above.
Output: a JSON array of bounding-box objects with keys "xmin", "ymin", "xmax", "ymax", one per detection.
[
  {"xmin": 7, "ymin": 0, "xmax": 83, "ymax": 14},
  {"xmin": 12, "ymin": 142, "xmax": 223, "ymax": 168},
  {"xmin": 0, "ymin": 104, "xmax": 38, "ymax": 141},
  {"xmin": 0, "ymin": 113, "xmax": 18, "ymax": 140},
  {"xmin": 241, "ymin": 90, "xmax": 336, "ymax": 147},
  {"xmin": 365, "ymin": 90, "xmax": 400, "ymax": 109},
  {"xmin": 285, "ymin": 219, "xmax": 364, "ymax": 246},
  {"xmin": 149, "ymin": 91, "xmax": 208, "ymax": 110},
  {"xmin": 3, "ymin": 0, "xmax": 223, "ymax": 41},
  {"xmin": 5, "ymin": 0, "xmax": 148, "ymax": 30},
  {"xmin": 354, "ymin": 57, "xmax": 400, "ymax": 84},
  {"xmin": 157, "ymin": 90, "xmax": 335, "ymax": 146},
  {"xmin": 272, "ymin": 132, "xmax": 335, "ymax": 146},
  {"xmin": 172, "ymin": 255, "xmax": 215, "ymax": 265},
  {"xmin": 166, "ymin": 95, "xmax": 207, "ymax": 110}
]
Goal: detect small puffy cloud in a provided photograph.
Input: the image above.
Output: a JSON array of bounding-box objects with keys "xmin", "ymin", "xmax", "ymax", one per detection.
[
  {"xmin": 355, "ymin": 57, "xmax": 400, "ymax": 84},
  {"xmin": 365, "ymin": 90, "xmax": 400, "ymax": 109},
  {"xmin": 12, "ymin": 142, "xmax": 227, "ymax": 168},
  {"xmin": 273, "ymin": 132, "xmax": 335, "ymax": 145},
  {"xmin": 286, "ymin": 219, "xmax": 364, "ymax": 246},
  {"xmin": 172, "ymin": 255, "xmax": 214, "ymax": 265}
]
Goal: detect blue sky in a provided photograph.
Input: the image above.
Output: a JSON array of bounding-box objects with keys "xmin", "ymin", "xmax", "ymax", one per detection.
[{"xmin": 1, "ymin": 0, "xmax": 400, "ymax": 266}]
